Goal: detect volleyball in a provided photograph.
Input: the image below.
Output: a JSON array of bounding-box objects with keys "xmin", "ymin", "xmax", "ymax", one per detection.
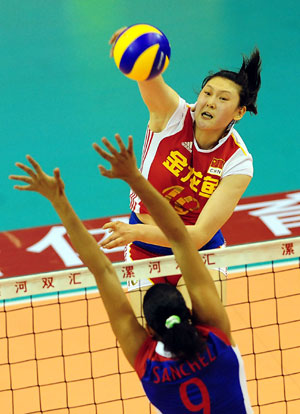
[{"xmin": 113, "ymin": 24, "xmax": 171, "ymax": 81}]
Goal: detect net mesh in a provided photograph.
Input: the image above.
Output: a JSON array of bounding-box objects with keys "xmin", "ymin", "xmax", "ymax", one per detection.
[{"xmin": 0, "ymin": 237, "xmax": 300, "ymax": 414}]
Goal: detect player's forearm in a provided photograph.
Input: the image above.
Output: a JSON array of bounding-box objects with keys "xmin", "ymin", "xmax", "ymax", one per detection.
[
  {"xmin": 51, "ymin": 195, "xmax": 111, "ymax": 275},
  {"xmin": 52, "ymin": 195, "xmax": 136, "ymax": 342},
  {"xmin": 133, "ymin": 224, "xmax": 171, "ymax": 246},
  {"xmin": 134, "ymin": 223, "xmax": 211, "ymax": 250},
  {"xmin": 138, "ymin": 76, "xmax": 178, "ymax": 115},
  {"xmin": 126, "ymin": 173, "xmax": 187, "ymax": 245}
]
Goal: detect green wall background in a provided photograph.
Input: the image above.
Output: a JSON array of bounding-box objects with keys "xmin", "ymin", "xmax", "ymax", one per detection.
[{"xmin": 1, "ymin": 0, "xmax": 299, "ymax": 231}]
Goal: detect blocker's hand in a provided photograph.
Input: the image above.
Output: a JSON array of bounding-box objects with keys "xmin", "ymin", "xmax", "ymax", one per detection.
[
  {"xmin": 9, "ymin": 155, "xmax": 65, "ymax": 203},
  {"xmin": 93, "ymin": 133, "xmax": 140, "ymax": 182}
]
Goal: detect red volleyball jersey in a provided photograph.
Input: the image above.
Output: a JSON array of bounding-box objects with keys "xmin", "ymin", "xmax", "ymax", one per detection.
[{"xmin": 130, "ymin": 98, "xmax": 253, "ymax": 225}]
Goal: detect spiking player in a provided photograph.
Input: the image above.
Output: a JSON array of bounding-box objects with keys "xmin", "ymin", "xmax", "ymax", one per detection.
[{"xmin": 102, "ymin": 29, "xmax": 262, "ymax": 299}]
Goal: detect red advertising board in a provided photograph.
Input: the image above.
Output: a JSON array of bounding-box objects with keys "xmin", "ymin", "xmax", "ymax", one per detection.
[
  {"xmin": 1, "ymin": 190, "xmax": 299, "ymax": 278},
  {"xmin": 221, "ymin": 190, "xmax": 300, "ymax": 245}
]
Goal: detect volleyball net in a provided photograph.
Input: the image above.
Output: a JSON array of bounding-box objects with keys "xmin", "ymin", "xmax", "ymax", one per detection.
[{"xmin": 0, "ymin": 236, "xmax": 299, "ymax": 414}]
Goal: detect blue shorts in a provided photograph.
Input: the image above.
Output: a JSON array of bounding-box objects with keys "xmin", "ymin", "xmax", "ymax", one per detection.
[{"xmin": 129, "ymin": 211, "xmax": 225, "ymax": 255}]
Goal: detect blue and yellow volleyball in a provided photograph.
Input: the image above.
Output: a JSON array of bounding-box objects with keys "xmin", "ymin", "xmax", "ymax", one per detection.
[{"xmin": 113, "ymin": 24, "xmax": 171, "ymax": 81}]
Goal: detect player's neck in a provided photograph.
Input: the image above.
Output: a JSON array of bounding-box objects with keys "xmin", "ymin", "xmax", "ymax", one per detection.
[{"xmin": 194, "ymin": 128, "xmax": 224, "ymax": 150}]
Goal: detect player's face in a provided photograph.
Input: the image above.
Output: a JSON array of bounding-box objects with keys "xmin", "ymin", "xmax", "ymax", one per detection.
[{"xmin": 194, "ymin": 77, "xmax": 246, "ymax": 134}]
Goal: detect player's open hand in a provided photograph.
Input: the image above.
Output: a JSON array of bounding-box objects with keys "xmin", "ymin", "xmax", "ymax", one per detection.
[
  {"xmin": 109, "ymin": 27, "xmax": 127, "ymax": 57},
  {"xmin": 93, "ymin": 134, "xmax": 140, "ymax": 182},
  {"xmin": 101, "ymin": 220, "xmax": 138, "ymax": 249},
  {"xmin": 9, "ymin": 155, "xmax": 65, "ymax": 202}
]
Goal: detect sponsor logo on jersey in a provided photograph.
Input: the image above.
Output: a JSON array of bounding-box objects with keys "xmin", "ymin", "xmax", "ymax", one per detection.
[
  {"xmin": 208, "ymin": 158, "xmax": 225, "ymax": 176},
  {"xmin": 181, "ymin": 141, "xmax": 193, "ymax": 153}
]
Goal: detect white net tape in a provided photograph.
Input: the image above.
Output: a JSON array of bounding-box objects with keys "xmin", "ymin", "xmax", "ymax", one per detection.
[{"xmin": 1, "ymin": 237, "xmax": 299, "ymax": 300}]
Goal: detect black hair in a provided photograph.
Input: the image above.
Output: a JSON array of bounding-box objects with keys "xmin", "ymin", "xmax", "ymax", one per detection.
[
  {"xmin": 201, "ymin": 48, "xmax": 262, "ymax": 115},
  {"xmin": 143, "ymin": 284, "xmax": 206, "ymax": 361}
]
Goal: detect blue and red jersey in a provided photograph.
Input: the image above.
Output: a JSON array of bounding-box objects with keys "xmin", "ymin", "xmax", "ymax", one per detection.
[{"xmin": 135, "ymin": 325, "xmax": 253, "ymax": 413}]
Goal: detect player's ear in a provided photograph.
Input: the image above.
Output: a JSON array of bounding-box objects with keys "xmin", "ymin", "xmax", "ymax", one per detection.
[
  {"xmin": 233, "ymin": 105, "xmax": 246, "ymax": 121},
  {"xmin": 145, "ymin": 324, "xmax": 155, "ymax": 338}
]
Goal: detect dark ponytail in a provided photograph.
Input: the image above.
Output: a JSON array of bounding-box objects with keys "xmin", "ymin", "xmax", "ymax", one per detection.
[
  {"xmin": 143, "ymin": 284, "xmax": 206, "ymax": 361},
  {"xmin": 202, "ymin": 48, "xmax": 262, "ymax": 115}
]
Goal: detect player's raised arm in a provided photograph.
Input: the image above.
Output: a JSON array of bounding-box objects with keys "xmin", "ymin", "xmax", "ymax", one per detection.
[
  {"xmin": 109, "ymin": 26, "xmax": 179, "ymax": 132},
  {"xmin": 9, "ymin": 156, "xmax": 148, "ymax": 367},
  {"xmin": 93, "ymin": 134, "xmax": 232, "ymax": 342},
  {"xmin": 137, "ymin": 76, "xmax": 179, "ymax": 131}
]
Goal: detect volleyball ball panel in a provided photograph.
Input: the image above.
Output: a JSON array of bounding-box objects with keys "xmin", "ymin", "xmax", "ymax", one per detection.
[
  {"xmin": 113, "ymin": 24, "xmax": 171, "ymax": 81},
  {"xmin": 113, "ymin": 24, "xmax": 163, "ymax": 67}
]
